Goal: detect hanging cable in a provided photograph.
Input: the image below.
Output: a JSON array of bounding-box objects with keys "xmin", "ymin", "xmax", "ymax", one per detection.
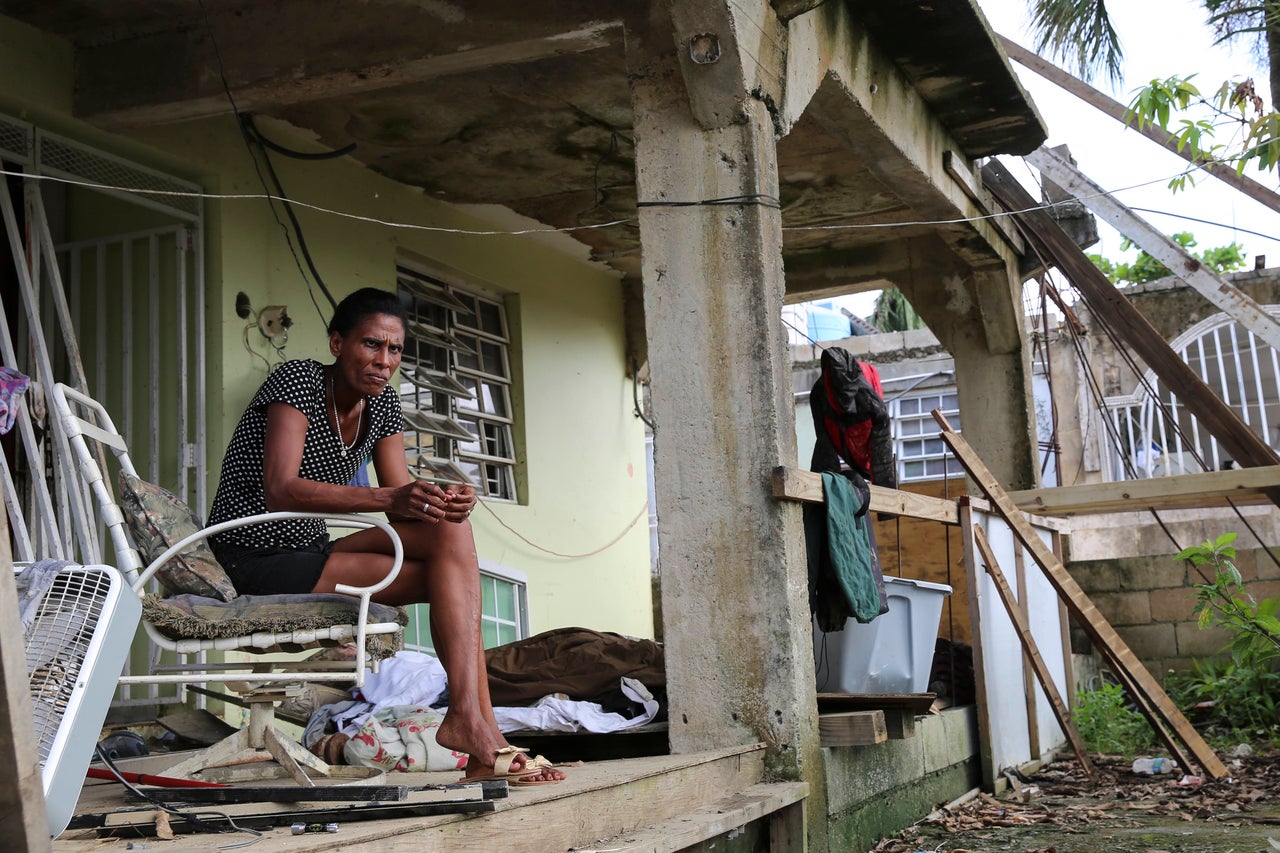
[
  {"xmin": 195, "ymin": 0, "xmax": 329, "ymax": 327},
  {"xmin": 243, "ymin": 115, "xmax": 339, "ymax": 312}
]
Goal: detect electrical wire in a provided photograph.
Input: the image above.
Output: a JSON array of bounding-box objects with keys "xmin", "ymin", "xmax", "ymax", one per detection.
[
  {"xmin": 474, "ymin": 496, "xmax": 650, "ymax": 559},
  {"xmin": 92, "ymin": 744, "xmax": 263, "ymax": 849},
  {"xmin": 194, "ymin": 0, "xmax": 327, "ymax": 327},
  {"xmin": 242, "ymin": 115, "xmax": 340, "ymax": 313}
]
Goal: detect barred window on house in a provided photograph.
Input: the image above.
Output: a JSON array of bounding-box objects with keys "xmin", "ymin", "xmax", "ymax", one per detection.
[
  {"xmin": 396, "ymin": 264, "xmax": 517, "ymax": 501},
  {"xmin": 891, "ymin": 389, "xmax": 963, "ymax": 482}
]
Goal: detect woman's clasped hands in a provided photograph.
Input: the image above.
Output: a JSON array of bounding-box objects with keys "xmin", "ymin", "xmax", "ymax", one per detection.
[{"xmin": 396, "ymin": 480, "xmax": 477, "ymax": 524}]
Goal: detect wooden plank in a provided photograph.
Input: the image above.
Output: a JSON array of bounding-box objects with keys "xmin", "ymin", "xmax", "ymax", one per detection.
[
  {"xmin": 815, "ymin": 693, "xmax": 937, "ymax": 713},
  {"xmin": 1013, "ymin": 539, "xmax": 1041, "ymax": 760},
  {"xmin": 1028, "ymin": 146, "xmax": 1280, "ymax": 351},
  {"xmin": 958, "ymin": 502, "xmax": 997, "ymax": 790},
  {"xmin": 98, "ymin": 796, "xmax": 496, "ymax": 832},
  {"xmin": 0, "ymin": 501, "xmax": 52, "ymax": 850},
  {"xmin": 603, "ymin": 782, "xmax": 809, "ymax": 853},
  {"xmin": 768, "ymin": 798, "xmax": 807, "ymax": 853},
  {"xmin": 935, "ymin": 410, "xmax": 1229, "ymax": 779},
  {"xmin": 772, "ymin": 466, "xmax": 960, "ymax": 523},
  {"xmin": 971, "ymin": 525, "xmax": 1096, "ymax": 781},
  {"xmin": 1008, "ymin": 464, "xmax": 1280, "ymax": 515},
  {"xmin": 998, "ymin": 35, "xmax": 1280, "ymax": 216},
  {"xmin": 982, "ymin": 159, "xmax": 1280, "ymax": 510},
  {"xmin": 818, "ymin": 711, "xmax": 888, "ymax": 747},
  {"xmin": 881, "ymin": 710, "xmax": 917, "ymax": 740}
]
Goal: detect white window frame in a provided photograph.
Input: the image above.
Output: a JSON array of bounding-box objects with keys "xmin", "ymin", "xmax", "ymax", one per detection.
[
  {"xmin": 396, "ymin": 263, "xmax": 517, "ymax": 501},
  {"xmin": 887, "ymin": 384, "xmax": 963, "ymax": 482},
  {"xmin": 402, "ymin": 560, "xmax": 529, "ymax": 653}
]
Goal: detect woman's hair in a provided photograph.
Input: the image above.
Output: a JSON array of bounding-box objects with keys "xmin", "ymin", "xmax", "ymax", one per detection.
[{"xmin": 328, "ymin": 287, "xmax": 409, "ymax": 336}]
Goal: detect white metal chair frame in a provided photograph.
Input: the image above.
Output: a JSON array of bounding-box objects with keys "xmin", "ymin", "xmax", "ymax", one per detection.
[{"xmin": 52, "ymin": 382, "xmax": 406, "ymax": 784}]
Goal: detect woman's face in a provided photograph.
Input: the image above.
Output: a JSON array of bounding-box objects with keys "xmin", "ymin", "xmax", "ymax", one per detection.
[{"xmin": 330, "ymin": 312, "xmax": 406, "ymax": 397}]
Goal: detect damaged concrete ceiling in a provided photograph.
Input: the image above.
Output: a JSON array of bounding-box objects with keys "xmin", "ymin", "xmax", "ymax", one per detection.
[{"xmin": 0, "ymin": 0, "xmax": 1045, "ymax": 301}]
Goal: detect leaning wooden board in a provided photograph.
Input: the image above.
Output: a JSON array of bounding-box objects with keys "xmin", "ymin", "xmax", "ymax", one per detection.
[
  {"xmin": 972, "ymin": 525, "xmax": 1095, "ymax": 782},
  {"xmin": 933, "ymin": 410, "xmax": 1227, "ymax": 779}
]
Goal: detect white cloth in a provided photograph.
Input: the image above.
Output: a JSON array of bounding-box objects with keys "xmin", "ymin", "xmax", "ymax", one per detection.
[
  {"xmin": 357, "ymin": 649, "xmax": 448, "ymax": 707},
  {"xmin": 490, "ymin": 678, "xmax": 659, "ymax": 734},
  {"xmin": 330, "ymin": 651, "xmax": 660, "ymax": 738}
]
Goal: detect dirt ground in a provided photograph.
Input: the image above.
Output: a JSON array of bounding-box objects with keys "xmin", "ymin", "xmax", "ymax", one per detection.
[{"xmin": 872, "ymin": 751, "xmax": 1280, "ymax": 853}]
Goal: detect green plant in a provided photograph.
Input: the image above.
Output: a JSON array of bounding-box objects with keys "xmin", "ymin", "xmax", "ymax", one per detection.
[
  {"xmin": 1168, "ymin": 533, "xmax": 1280, "ymax": 735},
  {"xmin": 1073, "ymin": 681, "xmax": 1158, "ymax": 756},
  {"xmin": 1181, "ymin": 533, "xmax": 1280, "ymax": 661},
  {"xmin": 1087, "ymin": 232, "xmax": 1245, "ymax": 287}
]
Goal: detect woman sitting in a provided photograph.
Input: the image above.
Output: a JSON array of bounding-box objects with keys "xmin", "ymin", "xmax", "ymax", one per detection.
[{"xmin": 208, "ymin": 287, "xmax": 563, "ymax": 784}]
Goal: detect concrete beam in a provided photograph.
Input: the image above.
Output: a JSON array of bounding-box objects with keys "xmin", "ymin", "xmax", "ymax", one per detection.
[
  {"xmin": 668, "ymin": 0, "xmax": 785, "ymax": 130},
  {"xmin": 894, "ymin": 239, "xmax": 1039, "ymax": 490},
  {"xmin": 791, "ymin": 11, "xmax": 1017, "ymax": 273},
  {"xmin": 626, "ymin": 7, "xmax": 825, "ymax": 847}
]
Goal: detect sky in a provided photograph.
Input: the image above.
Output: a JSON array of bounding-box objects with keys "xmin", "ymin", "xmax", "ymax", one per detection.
[{"xmin": 828, "ymin": 0, "xmax": 1280, "ymax": 320}]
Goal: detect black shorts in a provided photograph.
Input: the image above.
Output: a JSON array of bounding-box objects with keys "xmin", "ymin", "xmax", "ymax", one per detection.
[{"xmin": 211, "ymin": 534, "xmax": 334, "ymax": 596}]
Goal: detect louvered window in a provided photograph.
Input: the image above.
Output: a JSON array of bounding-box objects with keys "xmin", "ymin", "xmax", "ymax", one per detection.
[{"xmin": 396, "ymin": 265, "xmax": 516, "ymax": 500}]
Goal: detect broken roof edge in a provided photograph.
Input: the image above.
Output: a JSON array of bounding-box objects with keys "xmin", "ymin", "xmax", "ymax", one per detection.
[{"xmin": 849, "ymin": 0, "xmax": 1048, "ymax": 158}]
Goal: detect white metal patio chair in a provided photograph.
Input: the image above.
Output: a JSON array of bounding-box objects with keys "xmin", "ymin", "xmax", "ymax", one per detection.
[{"xmin": 51, "ymin": 382, "xmax": 407, "ymax": 785}]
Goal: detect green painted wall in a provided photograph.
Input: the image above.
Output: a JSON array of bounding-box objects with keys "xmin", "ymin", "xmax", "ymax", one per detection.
[{"xmin": 1, "ymin": 15, "xmax": 654, "ymax": 640}]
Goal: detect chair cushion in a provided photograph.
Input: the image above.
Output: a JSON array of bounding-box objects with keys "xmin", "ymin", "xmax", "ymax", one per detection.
[
  {"xmin": 118, "ymin": 472, "xmax": 238, "ymax": 602},
  {"xmin": 141, "ymin": 592, "xmax": 407, "ymax": 659}
]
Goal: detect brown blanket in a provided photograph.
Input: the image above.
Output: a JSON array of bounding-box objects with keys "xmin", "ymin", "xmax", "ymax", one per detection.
[{"xmin": 484, "ymin": 627, "xmax": 665, "ymax": 706}]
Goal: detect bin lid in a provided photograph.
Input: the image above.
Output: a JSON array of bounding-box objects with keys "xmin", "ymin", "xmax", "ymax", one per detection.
[{"xmin": 883, "ymin": 575, "xmax": 953, "ymax": 595}]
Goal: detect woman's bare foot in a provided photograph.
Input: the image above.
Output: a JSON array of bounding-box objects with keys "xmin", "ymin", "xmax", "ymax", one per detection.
[{"xmin": 436, "ymin": 711, "xmax": 566, "ymax": 781}]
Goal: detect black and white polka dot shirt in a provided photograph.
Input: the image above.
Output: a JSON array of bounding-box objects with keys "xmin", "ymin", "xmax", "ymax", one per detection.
[{"xmin": 208, "ymin": 359, "xmax": 404, "ymax": 549}]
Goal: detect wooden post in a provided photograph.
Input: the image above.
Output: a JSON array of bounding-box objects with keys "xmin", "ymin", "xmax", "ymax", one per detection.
[
  {"xmin": 1026, "ymin": 145, "xmax": 1280, "ymax": 352},
  {"xmin": 982, "ymin": 159, "xmax": 1280, "ymax": 510},
  {"xmin": 0, "ymin": 484, "xmax": 53, "ymax": 849},
  {"xmin": 998, "ymin": 35, "xmax": 1280, "ymax": 215},
  {"xmin": 935, "ymin": 410, "xmax": 1228, "ymax": 779},
  {"xmin": 972, "ymin": 525, "xmax": 1096, "ymax": 781}
]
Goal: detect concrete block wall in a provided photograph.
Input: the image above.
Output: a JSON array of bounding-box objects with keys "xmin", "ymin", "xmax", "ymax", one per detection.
[
  {"xmin": 1067, "ymin": 545, "xmax": 1280, "ymax": 674},
  {"xmin": 824, "ymin": 707, "xmax": 980, "ymax": 852}
]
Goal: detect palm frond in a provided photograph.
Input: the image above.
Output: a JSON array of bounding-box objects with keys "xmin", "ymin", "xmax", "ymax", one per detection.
[{"xmin": 1028, "ymin": 0, "xmax": 1124, "ymax": 87}]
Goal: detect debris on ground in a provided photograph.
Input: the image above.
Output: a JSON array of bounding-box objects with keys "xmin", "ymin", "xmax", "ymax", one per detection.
[{"xmin": 873, "ymin": 751, "xmax": 1280, "ymax": 853}]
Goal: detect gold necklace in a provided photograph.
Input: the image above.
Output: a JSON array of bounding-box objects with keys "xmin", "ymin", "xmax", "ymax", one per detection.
[{"xmin": 330, "ymin": 372, "xmax": 363, "ymax": 458}]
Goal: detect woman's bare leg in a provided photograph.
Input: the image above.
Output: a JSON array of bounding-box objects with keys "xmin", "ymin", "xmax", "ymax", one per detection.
[{"xmin": 316, "ymin": 520, "xmax": 563, "ymax": 781}]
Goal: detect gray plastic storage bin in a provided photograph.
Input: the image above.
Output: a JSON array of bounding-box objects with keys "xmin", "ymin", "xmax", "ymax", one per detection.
[{"xmin": 814, "ymin": 575, "xmax": 952, "ymax": 694}]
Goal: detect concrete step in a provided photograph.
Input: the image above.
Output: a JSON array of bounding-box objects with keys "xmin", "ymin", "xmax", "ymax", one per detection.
[{"xmin": 586, "ymin": 781, "xmax": 810, "ymax": 853}]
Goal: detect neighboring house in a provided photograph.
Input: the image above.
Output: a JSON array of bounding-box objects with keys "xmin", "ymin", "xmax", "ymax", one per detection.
[{"xmin": 1, "ymin": 2, "xmax": 1061, "ymax": 848}]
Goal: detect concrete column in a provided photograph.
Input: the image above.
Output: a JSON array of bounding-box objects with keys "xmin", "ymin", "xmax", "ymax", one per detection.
[
  {"xmin": 901, "ymin": 256, "xmax": 1039, "ymax": 491},
  {"xmin": 626, "ymin": 14, "xmax": 822, "ymax": 792}
]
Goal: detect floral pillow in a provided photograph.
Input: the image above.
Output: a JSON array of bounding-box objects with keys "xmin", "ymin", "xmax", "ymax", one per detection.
[{"xmin": 118, "ymin": 471, "xmax": 237, "ymax": 602}]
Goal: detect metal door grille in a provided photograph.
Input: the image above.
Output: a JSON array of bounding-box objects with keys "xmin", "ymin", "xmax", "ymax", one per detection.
[{"xmin": 1103, "ymin": 308, "xmax": 1280, "ymax": 479}]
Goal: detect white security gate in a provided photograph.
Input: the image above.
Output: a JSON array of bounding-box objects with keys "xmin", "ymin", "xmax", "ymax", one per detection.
[
  {"xmin": 1103, "ymin": 308, "xmax": 1280, "ymax": 480},
  {"xmin": 1, "ymin": 112, "xmax": 206, "ymax": 710}
]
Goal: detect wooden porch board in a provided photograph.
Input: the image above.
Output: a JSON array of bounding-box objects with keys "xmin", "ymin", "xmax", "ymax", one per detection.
[
  {"xmin": 56, "ymin": 744, "xmax": 770, "ymax": 852},
  {"xmin": 819, "ymin": 711, "xmax": 887, "ymax": 747},
  {"xmin": 589, "ymin": 781, "xmax": 809, "ymax": 853}
]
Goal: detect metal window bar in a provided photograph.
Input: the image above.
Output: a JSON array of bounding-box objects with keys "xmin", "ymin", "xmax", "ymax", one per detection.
[
  {"xmin": 1105, "ymin": 309, "xmax": 1280, "ymax": 480},
  {"xmin": 0, "ymin": 176, "xmax": 66, "ymax": 559}
]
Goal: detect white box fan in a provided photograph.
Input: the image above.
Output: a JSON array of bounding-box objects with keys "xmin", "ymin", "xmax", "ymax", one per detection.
[{"xmin": 22, "ymin": 564, "xmax": 141, "ymax": 838}]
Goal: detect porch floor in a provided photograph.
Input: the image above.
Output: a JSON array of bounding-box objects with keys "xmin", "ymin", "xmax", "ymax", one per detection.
[{"xmin": 54, "ymin": 742, "xmax": 808, "ymax": 852}]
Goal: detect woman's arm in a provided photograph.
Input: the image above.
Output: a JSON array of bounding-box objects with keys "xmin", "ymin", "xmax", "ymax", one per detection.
[
  {"xmin": 261, "ymin": 402, "xmax": 452, "ymax": 521},
  {"xmin": 370, "ymin": 430, "xmax": 476, "ymax": 524}
]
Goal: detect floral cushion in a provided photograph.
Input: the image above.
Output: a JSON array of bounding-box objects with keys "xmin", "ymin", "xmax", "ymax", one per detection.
[
  {"xmin": 141, "ymin": 592, "xmax": 407, "ymax": 659},
  {"xmin": 118, "ymin": 472, "xmax": 238, "ymax": 602}
]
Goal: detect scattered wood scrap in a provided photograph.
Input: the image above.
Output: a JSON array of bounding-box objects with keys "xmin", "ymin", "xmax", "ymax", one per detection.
[
  {"xmin": 69, "ymin": 781, "xmax": 505, "ymax": 836},
  {"xmin": 874, "ymin": 752, "xmax": 1280, "ymax": 853}
]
